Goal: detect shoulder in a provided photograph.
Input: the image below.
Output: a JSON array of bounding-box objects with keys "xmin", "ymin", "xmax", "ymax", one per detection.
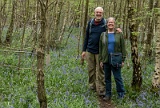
[
  {"xmin": 100, "ymin": 32, "xmax": 107, "ymax": 39},
  {"xmin": 114, "ymin": 32, "xmax": 123, "ymax": 38},
  {"xmin": 101, "ymin": 32, "xmax": 106, "ymax": 36},
  {"xmin": 115, "ymin": 30, "xmax": 123, "ymax": 35},
  {"xmin": 90, "ymin": 18, "xmax": 94, "ymax": 23},
  {"xmin": 116, "ymin": 32, "xmax": 125, "ymax": 40}
]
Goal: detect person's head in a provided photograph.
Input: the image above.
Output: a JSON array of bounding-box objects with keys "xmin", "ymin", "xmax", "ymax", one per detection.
[
  {"xmin": 107, "ymin": 17, "xmax": 115, "ymax": 30},
  {"xmin": 94, "ymin": 7, "xmax": 104, "ymax": 21}
]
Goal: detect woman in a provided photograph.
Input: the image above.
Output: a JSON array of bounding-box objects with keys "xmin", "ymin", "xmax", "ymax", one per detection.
[{"xmin": 99, "ymin": 17, "xmax": 126, "ymax": 101}]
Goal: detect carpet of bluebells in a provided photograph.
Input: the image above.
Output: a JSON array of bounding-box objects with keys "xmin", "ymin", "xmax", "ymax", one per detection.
[{"xmin": 0, "ymin": 34, "xmax": 160, "ymax": 108}]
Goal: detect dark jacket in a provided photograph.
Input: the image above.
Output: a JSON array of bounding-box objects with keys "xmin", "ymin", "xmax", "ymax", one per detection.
[
  {"xmin": 99, "ymin": 30, "xmax": 126, "ymax": 63},
  {"xmin": 82, "ymin": 18, "xmax": 106, "ymax": 54}
]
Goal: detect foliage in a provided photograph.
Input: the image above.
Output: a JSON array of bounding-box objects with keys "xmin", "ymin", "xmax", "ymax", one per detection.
[
  {"xmin": 0, "ymin": 35, "xmax": 98, "ymax": 108},
  {"xmin": 1, "ymin": 33, "xmax": 159, "ymax": 108},
  {"xmin": 113, "ymin": 60, "xmax": 160, "ymax": 108},
  {"xmin": 0, "ymin": 0, "xmax": 159, "ymax": 107}
]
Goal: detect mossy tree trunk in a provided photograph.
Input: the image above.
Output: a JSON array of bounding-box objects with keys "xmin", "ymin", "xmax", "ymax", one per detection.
[
  {"xmin": 143, "ymin": 0, "xmax": 154, "ymax": 58},
  {"xmin": 0, "ymin": 14, "xmax": 2, "ymax": 44},
  {"xmin": 37, "ymin": 0, "xmax": 48, "ymax": 107},
  {"xmin": 81, "ymin": 0, "xmax": 89, "ymax": 65},
  {"xmin": 4, "ymin": 0, "xmax": 15, "ymax": 45},
  {"xmin": 82, "ymin": 0, "xmax": 89, "ymax": 47},
  {"xmin": 128, "ymin": 0, "xmax": 142, "ymax": 91},
  {"xmin": 152, "ymin": 0, "xmax": 160, "ymax": 92}
]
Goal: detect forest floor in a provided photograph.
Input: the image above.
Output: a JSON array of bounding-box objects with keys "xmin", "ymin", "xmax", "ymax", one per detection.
[{"xmin": 98, "ymin": 96, "xmax": 115, "ymax": 108}]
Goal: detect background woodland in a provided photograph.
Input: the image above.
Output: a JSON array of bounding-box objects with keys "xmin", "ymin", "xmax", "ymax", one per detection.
[{"xmin": 0, "ymin": 0, "xmax": 160, "ymax": 108}]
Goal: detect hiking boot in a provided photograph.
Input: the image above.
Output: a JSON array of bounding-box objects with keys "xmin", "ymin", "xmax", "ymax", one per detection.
[
  {"xmin": 118, "ymin": 95, "xmax": 125, "ymax": 99},
  {"xmin": 118, "ymin": 93, "xmax": 125, "ymax": 99}
]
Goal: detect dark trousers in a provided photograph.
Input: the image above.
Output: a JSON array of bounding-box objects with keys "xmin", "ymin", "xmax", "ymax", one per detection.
[{"xmin": 103, "ymin": 63, "xmax": 125, "ymax": 98}]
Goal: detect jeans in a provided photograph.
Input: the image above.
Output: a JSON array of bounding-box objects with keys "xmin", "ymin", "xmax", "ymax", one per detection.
[{"xmin": 103, "ymin": 63, "xmax": 125, "ymax": 98}]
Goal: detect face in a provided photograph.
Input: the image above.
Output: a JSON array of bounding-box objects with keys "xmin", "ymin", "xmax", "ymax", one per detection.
[
  {"xmin": 94, "ymin": 8, "xmax": 103, "ymax": 21},
  {"xmin": 107, "ymin": 19, "xmax": 115, "ymax": 29}
]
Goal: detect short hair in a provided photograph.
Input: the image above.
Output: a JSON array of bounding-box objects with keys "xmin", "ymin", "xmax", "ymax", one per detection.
[
  {"xmin": 94, "ymin": 7, "xmax": 104, "ymax": 12},
  {"xmin": 107, "ymin": 17, "xmax": 115, "ymax": 22}
]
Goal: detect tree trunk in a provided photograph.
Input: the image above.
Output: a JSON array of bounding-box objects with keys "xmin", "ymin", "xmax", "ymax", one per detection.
[
  {"xmin": 0, "ymin": 15, "xmax": 2, "ymax": 44},
  {"xmin": 4, "ymin": 0, "xmax": 15, "ymax": 45},
  {"xmin": 152, "ymin": 0, "xmax": 160, "ymax": 92},
  {"xmin": 37, "ymin": 0, "xmax": 48, "ymax": 107},
  {"xmin": 143, "ymin": 0, "xmax": 154, "ymax": 58},
  {"xmin": 128, "ymin": 0, "xmax": 142, "ymax": 91},
  {"xmin": 81, "ymin": 0, "xmax": 89, "ymax": 65},
  {"xmin": 82, "ymin": 0, "xmax": 89, "ymax": 47}
]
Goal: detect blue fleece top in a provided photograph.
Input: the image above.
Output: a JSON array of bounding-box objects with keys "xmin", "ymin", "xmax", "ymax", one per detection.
[
  {"xmin": 82, "ymin": 18, "xmax": 107, "ymax": 54},
  {"xmin": 108, "ymin": 33, "xmax": 115, "ymax": 53}
]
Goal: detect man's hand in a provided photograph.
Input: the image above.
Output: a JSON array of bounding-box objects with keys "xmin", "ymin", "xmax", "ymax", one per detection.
[
  {"xmin": 116, "ymin": 28, "xmax": 122, "ymax": 33},
  {"xmin": 81, "ymin": 52, "xmax": 86, "ymax": 65},
  {"xmin": 121, "ymin": 62, "xmax": 124, "ymax": 67},
  {"xmin": 81, "ymin": 52, "xmax": 86, "ymax": 59},
  {"xmin": 100, "ymin": 62, "xmax": 103, "ymax": 69}
]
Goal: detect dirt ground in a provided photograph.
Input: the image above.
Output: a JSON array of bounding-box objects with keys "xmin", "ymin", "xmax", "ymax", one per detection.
[{"xmin": 98, "ymin": 96, "xmax": 115, "ymax": 108}]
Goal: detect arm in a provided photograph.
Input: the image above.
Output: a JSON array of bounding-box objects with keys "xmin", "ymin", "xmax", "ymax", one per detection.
[
  {"xmin": 99, "ymin": 34, "xmax": 103, "ymax": 68},
  {"xmin": 120, "ymin": 33, "xmax": 126, "ymax": 62},
  {"xmin": 99, "ymin": 33, "xmax": 103, "ymax": 62}
]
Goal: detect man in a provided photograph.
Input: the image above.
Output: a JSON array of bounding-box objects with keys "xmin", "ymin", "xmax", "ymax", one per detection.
[{"xmin": 82, "ymin": 7, "xmax": 106, "ymax": 96}]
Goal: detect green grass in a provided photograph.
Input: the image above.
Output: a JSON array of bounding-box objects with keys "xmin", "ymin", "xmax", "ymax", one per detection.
[
  {"xmin": 0, "ymin": 35, "xmax": 98, "ymax": 108},
  {"xmin": 0, "ymin": 33, "xmax": 159, "ymax": 108}
]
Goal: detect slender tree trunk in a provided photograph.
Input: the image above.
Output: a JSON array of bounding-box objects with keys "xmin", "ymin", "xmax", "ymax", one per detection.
[
  {"xmin": 128, "ymin": 0, "xmax": 142, "ymax": 91},
  {"xmin": 0, "ymin": 12, "xmax": 2, "ymax": 44},
  {"xmin": 152, "ymin": 0, "xmax": 160, "ymax": 92},
  {"xmin": 81, "ymin": 0, "xmax": 89, "ymax": 65},
  {"xmin": 79, "ymin": 0, "xmax": 84, "ymax": 57},
  {"xmin": 143, "ymin": 0, "xmax": 154, "ymax": 58},
  {"xmin": 37, "ymin": 0, "xmax": 48, "ymax": 107},
  {"xmin": 5, "ymin": 0, "xmax": 15, "ymax": 45},
  {"xmin": 18, "ymin": 0, "xmax": 29, "ymax": 70},
  {"xmin": 82, "ymin": 0, "xmax": 89, "ymax": 47}
]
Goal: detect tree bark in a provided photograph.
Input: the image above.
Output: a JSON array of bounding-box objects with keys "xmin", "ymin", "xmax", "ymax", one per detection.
[
  {"xmin": 143, "ymin": 0, "xmax": 154, "ymax": 58},
  {"xmin": 4, "ymin": 0, "xmax": 15, "ymax": 45},
  {"xmin": 81, "ymin": 0, "xmax": 89, "ymax": 65},
  {"xmin": 128, "ymin": 0, "xmax": 142, "ymax": 91},
  {"xmin": 37, "ymin": 0, "xmax": 48, "ymax": 107},
  {"xmin": 152, "ymin": 0, "xmax": 160, "ymax": 92}
]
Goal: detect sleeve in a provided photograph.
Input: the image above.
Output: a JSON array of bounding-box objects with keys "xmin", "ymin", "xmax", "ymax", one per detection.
[
  {"xmin": 120, "ymin": 33, "xmax": 126, "ymax": 62},
  {"xmin": 82, "ymin": 21, "xmax": 90, "ymax": 52},
  {"xmin": 99, "ymin": 34, "xmax": 103, "ymax": 62}
]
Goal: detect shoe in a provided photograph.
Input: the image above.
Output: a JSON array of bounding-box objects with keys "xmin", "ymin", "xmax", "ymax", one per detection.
[
  {"xmin": 118, "ymin": 95, "xmax": 124, "ymax": 99},
  {"xmin": 118, "ymin": 93, "xmax": 125, "ymax": 99},
  {"xmin": 103, "ymin": 96, "xmax": 111, "ymax": 101}
]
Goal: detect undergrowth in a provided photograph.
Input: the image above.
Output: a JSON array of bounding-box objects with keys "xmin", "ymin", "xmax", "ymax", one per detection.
[{"xmin": 0, "ymin": 32, "xmax": 159, "ymax": 108}]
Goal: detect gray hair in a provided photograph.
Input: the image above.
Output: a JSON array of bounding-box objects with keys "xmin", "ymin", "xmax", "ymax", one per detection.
[
  {"xmin": 107, "ymin": 17, "xmax": 115, "ymax": 22},
  {"xmin": 94, "ymin": 7, "xmax": 104, "ymax": 12}
]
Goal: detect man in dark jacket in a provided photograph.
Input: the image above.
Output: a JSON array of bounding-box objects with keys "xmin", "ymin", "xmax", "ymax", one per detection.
[{"xmin": 81, "ymin": 7, "xmax": 107, "ymax": 96}]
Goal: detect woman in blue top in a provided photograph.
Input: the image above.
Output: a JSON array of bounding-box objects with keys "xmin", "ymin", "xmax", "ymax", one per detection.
[{"xmin": 99, "ymin": 17, "xmax": 126, "ymax": 102}]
